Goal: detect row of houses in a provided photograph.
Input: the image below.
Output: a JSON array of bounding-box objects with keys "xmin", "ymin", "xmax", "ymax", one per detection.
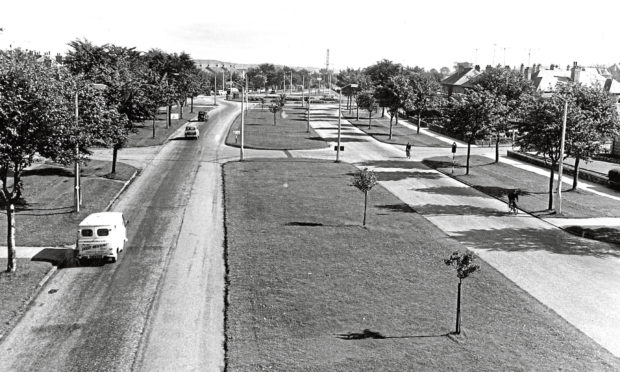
[{"xmin": 441, "ymin": 61, "xmax": 620, "ymax": 99}]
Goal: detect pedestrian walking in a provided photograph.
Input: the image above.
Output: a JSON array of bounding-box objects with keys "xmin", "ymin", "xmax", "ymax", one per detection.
[{"xmin": 405, "ymin": 142, "xmax": 412, "ymax": 159}]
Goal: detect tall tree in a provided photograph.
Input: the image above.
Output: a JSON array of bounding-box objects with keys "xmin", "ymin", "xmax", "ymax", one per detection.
[
  {"xmin": 409, "ymin": 72, "xmax": 443, "ymax": 134},
  {"xmin": 517, "ymin": 93, "xmax": 566, "ymax": 209},
  {"xmin": 562, "ymin": 82, "xmax": 620, "ymax": 190},
  {"xmin": 0, "ymin": 49, "xmax": 113, "ymax": 272},
  {"xmin": 473, "ymin": 67, "xmax": 535, "ymax": 162},
  {"xmin": 445, "ymin": 88, "xmax": 502, "ymax": 174},
  {"xmin": 356, "ymin": 91, "xmax": 377, "ymax": 129},
  {"xmin": 364, "ymin": 59, "xmax": 401, "ymax": 118},
  {"xmin": 65, "ymin": 40, "xmax": 154, "ymax": 173}
]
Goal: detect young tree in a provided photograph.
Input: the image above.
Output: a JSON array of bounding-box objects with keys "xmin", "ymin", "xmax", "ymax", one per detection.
[
  {"xmin": 445, "ymin": 89, "xmax": 503, "ymax": 174},
  {"xmin": 444, "ymin": 251, "xmax": 480, "ymax": 335},
  {"xmin": 269, "ymin": 102, "xmax": 282, "ymax": 125},
  {"xmin": 351, "ymin": 168, "xmax": 378, "ymax": 226},
  {"xmin": 356, "ymin": 91, "xmax": 377, "ymax": 129}
]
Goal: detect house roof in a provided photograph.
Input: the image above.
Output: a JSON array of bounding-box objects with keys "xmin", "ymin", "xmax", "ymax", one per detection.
[{"xmin": 441, "ymin": 68, "xmax": 482, "ymax": 87}]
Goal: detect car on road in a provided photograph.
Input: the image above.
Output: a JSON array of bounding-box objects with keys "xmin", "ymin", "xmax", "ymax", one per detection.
[
  {"xmin": 76, "ymin": 212, "xmax": 128, "ymax": 263},
  {"xmin": 185, "ymin": 124, "xmax": 199, "ymax": 139}
]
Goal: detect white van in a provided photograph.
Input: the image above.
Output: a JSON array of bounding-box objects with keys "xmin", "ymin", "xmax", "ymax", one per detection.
[{"xmin": 76, "ymin": 212, "xmax": 128, "ymax": 263}]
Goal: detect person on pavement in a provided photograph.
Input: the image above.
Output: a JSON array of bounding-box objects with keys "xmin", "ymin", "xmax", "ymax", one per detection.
[
  {"xmin": 405, "ymin": 142, "xmax": 412, "ymax": 159},
  {"xmin": 507, "ymin": 189, "xmax": 520, "ymax": 210}
]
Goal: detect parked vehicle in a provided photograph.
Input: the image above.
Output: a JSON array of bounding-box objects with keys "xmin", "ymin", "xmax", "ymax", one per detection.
[
  {"xmin": 76, "ymin": 212, "xmax": 127, "ymax": 263},
  {"xmin": 185, "ymin": 124, "xmax": 199, "ymax": 139}
]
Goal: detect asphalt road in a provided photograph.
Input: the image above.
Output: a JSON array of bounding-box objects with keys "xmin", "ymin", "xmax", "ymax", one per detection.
[{"xmin": 0, "ymin": 97, "xmax": 237, "ymax": 371}]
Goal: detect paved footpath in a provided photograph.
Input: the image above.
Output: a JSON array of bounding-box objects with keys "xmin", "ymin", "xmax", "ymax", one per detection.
[{"xmin": 292, "ymin": 104, "xmax": 620, "ymax": 357}]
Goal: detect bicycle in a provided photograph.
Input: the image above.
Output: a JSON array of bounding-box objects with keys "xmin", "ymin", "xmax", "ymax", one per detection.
[{"xmin": 508, "ymin": 200, "xmax": 518, "ymax": 215}]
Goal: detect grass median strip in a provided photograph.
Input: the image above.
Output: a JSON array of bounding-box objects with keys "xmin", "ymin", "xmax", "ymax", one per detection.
[
  {"xmin": 224, "ymin": 158, "xmax": 619, "ymax": 370},
  {"xmin": 225, "ymin": 105, "xmax": 329, "ymax": 150}
]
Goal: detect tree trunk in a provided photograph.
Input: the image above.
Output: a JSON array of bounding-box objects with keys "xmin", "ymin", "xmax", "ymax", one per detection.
[
  {"xmin": 356, "ymin": 105, "xmax": 359, "ymax": 121},
  {"xmin": 417, "ymin": 114, "xmax": 422, "ymax": 134},
  {"xmin": 273, "ymin": 112, "xmax": 277, "ymax": 126},
  {"xmin": 112, "ymin": 145, "xmax": 119, "ymax": 174},
  {"xmin": 6, "ymin": 203, "xmax": 16, "ymax": 272},
  {"xmin": 152, "ymin": 114, "xmax": 156, "ymax": 139},
  {"xmin": 389, "ymin": 117, "xmax": 393, "ymax": 140},
  {"xmin": 363, "ymin": 191, "xmax": 368, "ymax": 226},
  {"xmin": 455, "ymin": 280, "xmax": 462, "ymax": 334},
  {"xmin": 368, "ymin": 113, "xmax": 372, "ymax": 130},
  {"xmin": 178, "ymin": 100, "xmax": 183, "ymax": 119},
  {"xmin": 167, "ymin": 105, "xmax": 172, "ymax": 128},
  {"xmin": 572, "ymin": 156, "xmax": 580, "ymax": 190},
  {"xmin": 381, "ymin": 106, "xmax": 385, "ymax": 118},
  {"xmin": 466, "ymin": 141, "xmax": 472, "ymax": 175},
  {"xmin": 495, "ymin": 135, "xmax": 500, "ymax": 163},
  {"xmin": 395, "ymin": 113, "xmax": 399, "ymax": 126},
  {"xmin": 306, "ymin": 106, "xmax": 310, "ymax": 133},
  {"xmin": 548, "ymin": 165, "xmax": 555, "ymax": 210},
  {"xmin": 190, "ymin": 96, "xmax": 194, "ymax": 113}
]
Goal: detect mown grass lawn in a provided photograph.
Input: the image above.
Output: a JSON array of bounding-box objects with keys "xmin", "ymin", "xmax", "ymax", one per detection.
[
  {"xmin": 424, "ymin": 154, "xmax": 620, "ymax": 219},
  {"xmin": 224, "ymin": 158, "xmax": 619, "ymax": 371},
  {"xmin": 0, "ymin": 258, "xmax": 51, "ymax": 339},
  {"xmin": 342, "ymin": 110, "xmax": 448, "ymax": 148},
  {"xmin": 225, "ymin": 104, "xmax": 329, "ymax": 150},
  {"xmin": 0, "ymin": 160, "xmax": 137, "ymax": 247}
]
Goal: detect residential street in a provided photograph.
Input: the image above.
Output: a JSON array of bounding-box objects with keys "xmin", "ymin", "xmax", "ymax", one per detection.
[{"xmin": 1, "ymin": 98, "xmax": 619, "ymax": 370}]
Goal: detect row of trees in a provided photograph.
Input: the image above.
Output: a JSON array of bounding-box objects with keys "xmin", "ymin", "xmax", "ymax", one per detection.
[
  {"xmin": 1, "ymin": 41, "xmax": 211, "ymax": 272},
  {"xmin": 333, "ymin": 60, "xmax": 620, "ymax": 210}
]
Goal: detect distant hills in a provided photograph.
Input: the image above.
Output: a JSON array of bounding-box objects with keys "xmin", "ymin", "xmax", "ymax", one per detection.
[{"xmin": 194, "ymin": 59, "xmax": 321, "ymax": 72}]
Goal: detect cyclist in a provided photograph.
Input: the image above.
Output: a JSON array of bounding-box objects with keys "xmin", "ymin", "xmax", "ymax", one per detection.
[{"xmin": 507, "ymin": 189, "xmax": 520, "ymax": 214}]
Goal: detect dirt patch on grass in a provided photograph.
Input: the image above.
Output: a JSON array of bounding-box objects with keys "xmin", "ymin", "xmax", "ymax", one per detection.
[{"xmin": 224, "ymin": 158, "xmax": 619, "ymax": 370}]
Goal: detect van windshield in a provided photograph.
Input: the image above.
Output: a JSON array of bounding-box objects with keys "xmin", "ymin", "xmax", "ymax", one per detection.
[{"xmin": 81, "ymin": 229, "xmax": 93, "ymax": 237}]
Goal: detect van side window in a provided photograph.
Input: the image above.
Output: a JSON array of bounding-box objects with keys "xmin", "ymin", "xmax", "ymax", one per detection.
[
  {"xmin": 97, "ymin": 229, "xmax": 110, "ymax": 236},
  {"xmin": 81, "ymin": 229, "xmax": 93, "ymax": 237}
]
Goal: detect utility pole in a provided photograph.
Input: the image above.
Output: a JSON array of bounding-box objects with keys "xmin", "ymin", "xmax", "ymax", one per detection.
[{"xmin": 326, "ymin": 48, "xmax": 330, "ymax": 91}]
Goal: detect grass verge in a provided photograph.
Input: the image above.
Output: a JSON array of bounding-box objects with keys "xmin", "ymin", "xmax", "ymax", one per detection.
[
  {"xmin": 342, "ymin": 111, "xmax": 448, "ymax": 148},
  {"xmin": 0, "ymin": 258, "xmax": 51, "ymax": 339},
  {"xmin": 423, "ymin": 154, "xmax": 620, "ymax": 218},
  {"xmin": 225, "ymin": 105, "xmax": 329, "ymax": 150},
  {"xmin": 0, "ymin": 160, "xmax": 137, "ymax": 246},
  {"xmin": 224, "ymin": 158, "xmax": 619, "ymax": 371}
]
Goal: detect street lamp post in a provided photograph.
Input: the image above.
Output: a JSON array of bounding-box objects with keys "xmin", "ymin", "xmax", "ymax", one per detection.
[
  {"xmin": 74, "ymin": 83, "xmax": 107, "ymax": 213},
  {"xmin": 556, "ymin": 99, "xmax": 568, "ymax": 215},
  {"xmin": 336, "ymin": 83, "xmax": 358, "ymax": 162}
]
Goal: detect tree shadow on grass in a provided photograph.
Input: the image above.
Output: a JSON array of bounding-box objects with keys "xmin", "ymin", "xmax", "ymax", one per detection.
[
  {"xmin": 336, "ymin": 329, "xmax": 450, "ymax": 340},
  {"xmin": 455, "ymin": 225, "xmax": 620, "ymax": 258},
  {"xmin": 564, "ymin": 226, "xmax": 620, "ymax": 246},
  {"xmin": 23, "ymin": 167, "xmax": 74, "ymax": 178},
  {"xmin": 375, "ymin": 171, "xmax": 443, "ymax": 182},
  {"xmin": 415, "ymin": 186, "xmax": 485, "ymax": 197},
  {"xmin": 422, "ymin": 158, "xmax": 456, "ymax": 169},
  {"xmin": 357, "ymin": 160, "xmax": 430, "ymax": 170},
  {"xmin": 414, "ymin": 204, "xmax": 507, "ymax": 216},
  {"xmin": 377, "ymin": 203, "xmax": 417, "ymax": 213}
]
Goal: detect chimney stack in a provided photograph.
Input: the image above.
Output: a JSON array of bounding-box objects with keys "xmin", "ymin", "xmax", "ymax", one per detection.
[{"xmin": 571, "ymin": 61, "xmax": 580, "ymax": 83}]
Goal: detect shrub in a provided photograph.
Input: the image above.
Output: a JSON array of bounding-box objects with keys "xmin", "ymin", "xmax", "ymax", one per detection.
[{"xmin": 608, "ymin": 168, "xmax": 620, "ymax": 188}]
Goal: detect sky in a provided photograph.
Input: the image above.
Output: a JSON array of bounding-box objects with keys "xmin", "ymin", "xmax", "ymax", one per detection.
[{"xmin": 1, "ymin": 0, "xmax": 619, "ymax": 72}]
